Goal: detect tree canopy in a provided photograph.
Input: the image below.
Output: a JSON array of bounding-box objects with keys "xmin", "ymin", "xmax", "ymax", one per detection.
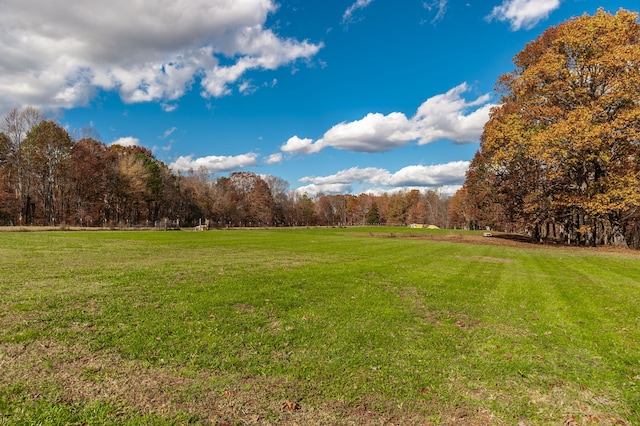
[{"xmin": 458, "ymin": 8, "xmax": 640, "ymax": 248}]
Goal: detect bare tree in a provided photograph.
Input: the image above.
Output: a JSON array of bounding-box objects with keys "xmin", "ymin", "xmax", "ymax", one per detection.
[{"xmin": 1, "ymin": 107, "xmax": 44, "ymax": 224}]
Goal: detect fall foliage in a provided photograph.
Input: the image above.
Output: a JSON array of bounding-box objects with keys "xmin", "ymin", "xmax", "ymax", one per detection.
[
  {"xmin": 0, "ymin": 108, "xmax": 451, "ymax": 229},
  {"xmin": 457, "ymin": 8, "xmax": 640, "ymax": 248}
]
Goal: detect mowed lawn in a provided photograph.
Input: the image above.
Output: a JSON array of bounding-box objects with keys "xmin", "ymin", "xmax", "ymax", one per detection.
[{"xmin": 0, "ymin": 228, "xmax": 639, "ymax": 425}]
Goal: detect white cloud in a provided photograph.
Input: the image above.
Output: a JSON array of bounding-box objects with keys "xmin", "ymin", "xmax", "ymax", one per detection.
[
  {"xmin": 412, "ymin": 83, "xmax": 494, "ymax": 144},
  {"xmin": 264, "ymin": 153, "xmax": 283, "ymax": 164},
  {"xmin": 238, "ymin": 80, "xmax": 256, "ymax": 95},
  {"xmin": 0, "ymin": 0, "xmax": 322, "ymax": 114},
  {"xmin": 423, "ymin": 0, "xmax": 448, "ymax": 23},
  {"xmin": 282, "ymin": 83, "xmax": 494, "ymax": 155},
  {"xmin": 361, "ymin": 184, "xmax": 461, "ymax": 197},
  {"xmin": 300, "ymin": 167, "xmax": 387, "ymax": 186},
  {"xmin": 318, "ymin": 112, "xmax": 417, "ymax": 153},
  {"xmin": 169, "ymin": 153, "xmax": 259, "ymax": 173},
  {"xmin": 200, "ymin": 29, "xmax": 322, "ymax": 98},
  {"xmin": 343, "ymin": 0, "xmax": 374, "ymax": 24},
  {"xmin": 162, "ymin": 103, "xmax": 178, "ymax": 113},
  {"xmin": 161, "ymin": 127, "xmax": 177, "ymax": 139},
  {"xmin": 111, "ymin": 136, "xmax": 140, "ymax": 147},
  {"xmin": 437, "ymin": 185, "xmax": 462, "ymax": 196},
  {"xmin": 487, "ymin": 0, "xmax": 560, "ymax": 31},
  {"xmin": 281, "ymin": 135, "xmax": 324, "ymax": 155},
  {"xmin": 295, "ymin": 183, "xmax": 355, "ymax": 196},
  {"xmin": 297, "ymin": 161, "xmax": 469, "ymax": 196},
  {"xmin": 381, "ymin": 162, "xmax": 470, "ymax": 186}
]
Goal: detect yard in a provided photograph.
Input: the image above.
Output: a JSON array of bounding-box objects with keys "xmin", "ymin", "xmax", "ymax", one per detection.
[{"xmin": 1, "ymin": 228, "xmax": 639, "ymax": 425}]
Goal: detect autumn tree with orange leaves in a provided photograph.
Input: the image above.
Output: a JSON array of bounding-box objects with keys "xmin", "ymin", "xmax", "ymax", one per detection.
[{"xmin": 459, "ymin": 9, "xmax": 640, "ymax": 247}]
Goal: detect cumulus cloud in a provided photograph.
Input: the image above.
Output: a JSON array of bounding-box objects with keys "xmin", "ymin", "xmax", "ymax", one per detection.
[
  {"xmin": 281, "ymin": 136, "xmax": 324, "ymax": 155},
  {"xmin": 487, "ymin": 0, "xmax": 560, "ymax": 31},
  {"xmin": 362, "ymin": 184, "xmax": 461, "ymax": 197},
  {"xmin": 111, "ymin": 136, "xmax": 140, "ymax": 147},
  {"xmin": 282, "ymin": 83, "xmax": 494, "ymax": 155},
  {"xmin": 343, "ymin": 0, "xmax": 374, "ymax": 24},
  {"xmin": 412, "ymin": 83, "xmax": 493, "ymax": 144},
  {"xmin": 264, "ymin": 153, "xmax": 283, "ymax": 164},
  {"xmin": 0, "ymin": 0, "xmax": 322, "ymax": 114},
  {"xmin": 296, "ymin": 161, "xmax": 469, "ymax": 196},
  {"xmin": 381, "ymin": 162, "xmax": 470, "ymax": 186},
  {"xmin": 295, "ymin": 183, "xmax": 355, "ymax": 196},
  {"xmin": 318, "ymin": 112, "xmax": 417, "ymax": 153},
  {"xmin": 169, "ymin": 153, "xmax": 258, "ymax": 173},
  {"xmin": 300, "ymin": 167, "xmax": 387, "ymax": 186}
]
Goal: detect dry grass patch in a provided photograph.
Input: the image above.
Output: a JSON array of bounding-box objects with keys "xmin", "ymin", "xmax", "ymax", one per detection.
[{"xmin": 1, "ymin": 340, "xmax": 489, "ymax": 425}]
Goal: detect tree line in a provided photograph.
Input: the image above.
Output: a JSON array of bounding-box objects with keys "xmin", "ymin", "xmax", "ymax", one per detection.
[
  {"xmin": 0, "ymin": 107, "xmax": 452, "ymax": 229},
  {"xmin": 450, "ymin": 9, "xmax": 640, "ymax": 249},
  {"xmin": 6, "ymin": 10, "xmax": 637, "ymax": 249}
]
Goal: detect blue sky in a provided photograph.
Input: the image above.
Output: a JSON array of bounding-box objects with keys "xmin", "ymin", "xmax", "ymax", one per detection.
[{"xmin": 1, "ymin": 0, "xmax": 638, "ymax": 196}]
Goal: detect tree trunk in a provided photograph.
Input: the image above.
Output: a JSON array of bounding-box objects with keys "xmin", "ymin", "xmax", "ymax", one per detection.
[{"xmin": 608, "ymin": 212, "xmax": 628, "ymax": 248}]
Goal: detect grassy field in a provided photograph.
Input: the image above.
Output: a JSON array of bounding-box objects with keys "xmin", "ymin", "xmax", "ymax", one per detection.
[{"xmin": 0, "ymin": 227, "xmax": 639, "ymax": 425}]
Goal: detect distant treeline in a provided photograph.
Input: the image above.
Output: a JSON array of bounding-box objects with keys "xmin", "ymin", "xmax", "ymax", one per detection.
[{"xmin": 0, "ymin": 107, "xmax": 453, "ymax": 229}]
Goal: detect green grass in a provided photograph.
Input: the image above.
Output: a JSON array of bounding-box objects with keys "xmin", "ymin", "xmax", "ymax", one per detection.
[{"xmin": 0, "ymin": 227, "xmax": 639, "ymax": 425}]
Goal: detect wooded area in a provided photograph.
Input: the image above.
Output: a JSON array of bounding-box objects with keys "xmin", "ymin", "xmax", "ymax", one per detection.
[
  {"xmin": 454, "ymin": 9, "xmax": 640, "ymax": 249},
  {"xmin": 0, "ymin": 107, "xmax": 452, "ymax": 229},
  {"xmin": 2, "ymin": 9, "xmax": 639, "ymax": 249}
]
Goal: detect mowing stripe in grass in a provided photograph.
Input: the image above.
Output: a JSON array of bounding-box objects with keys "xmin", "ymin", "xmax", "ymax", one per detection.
[{"xmin": 1, "ymin": 228, "xmax": 639, "ymax": 424}]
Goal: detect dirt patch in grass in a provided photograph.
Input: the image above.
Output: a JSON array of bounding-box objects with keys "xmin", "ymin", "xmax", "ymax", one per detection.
[
  {"xmin": 455, "ymin": 255, "xmax": 517, "ymax": 264},
  {"xmin": 352, "ymin": 231, "xmax": 531, "ymax": 247},
  {"xmin": 0, "ymin": 226, "xmax": 155, "ymax": 232},
  {"xmin": 395, "ymin": 232, "xmax": 543, "ymax": 248},
  {"xmin": 0, "ymin": 340, "xmax": 507, "ymax": 425},
  {"xmin": 355, "ymin": 231, "xmax": 640, "ymax": 256}
]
